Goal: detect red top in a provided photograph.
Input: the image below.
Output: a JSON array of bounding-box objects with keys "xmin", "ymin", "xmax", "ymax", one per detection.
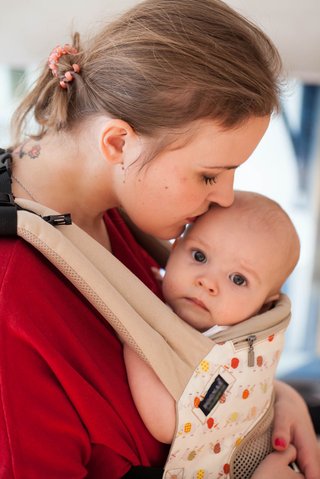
[{"xmin": 0, "ymin": 208, "xmax": 168, "ymax": 478}]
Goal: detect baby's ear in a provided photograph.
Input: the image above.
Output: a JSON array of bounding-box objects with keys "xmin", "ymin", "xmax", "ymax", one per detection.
[
  {"xmin": 260, "ymin": 293, "xmax": 280, "ymax": 313},
  {"xmin": 266, "ymin": 293, "xmax": 280, "ymax": 303}
]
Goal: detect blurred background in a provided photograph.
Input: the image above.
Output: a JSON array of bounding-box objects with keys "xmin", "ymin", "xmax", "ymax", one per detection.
[{"xmin": 1, "ymin": 0, "xmax": 319, "ymax": 431}]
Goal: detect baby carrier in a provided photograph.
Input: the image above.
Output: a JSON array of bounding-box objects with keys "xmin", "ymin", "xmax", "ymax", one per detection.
[{"xmin": 0, "ymin": 150, "xmax": 291, "ymax": 479}]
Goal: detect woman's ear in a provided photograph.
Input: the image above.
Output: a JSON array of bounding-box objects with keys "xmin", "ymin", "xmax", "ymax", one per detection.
[{"xmin": 100, "ymin": 119, "xmax": 135, "ymax": 165}]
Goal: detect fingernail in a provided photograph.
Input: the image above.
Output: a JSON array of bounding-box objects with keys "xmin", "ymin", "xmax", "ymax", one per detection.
[{"xmin": 274, "ymin": 438, "xmax": 287, "ymax": 448}]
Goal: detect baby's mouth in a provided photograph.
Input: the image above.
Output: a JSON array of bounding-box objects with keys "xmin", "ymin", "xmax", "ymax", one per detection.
[{"xmin": 185, "ymin": 297, "xmax": 209, "ymax": 312}]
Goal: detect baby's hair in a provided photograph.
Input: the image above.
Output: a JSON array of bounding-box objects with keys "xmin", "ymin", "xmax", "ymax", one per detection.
[{"xmin": 12, "ymin": 0, "xmax": 282, "ymax": 145}]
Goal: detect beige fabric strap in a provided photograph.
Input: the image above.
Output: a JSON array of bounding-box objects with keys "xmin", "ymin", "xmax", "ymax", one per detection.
[
  {"xmin": 15, "ymin": 199, "xmax": 291, "ymax": 400},
  {"xmin": 16, "ymin": 199, "xmax": 212, "ymax": 399}
]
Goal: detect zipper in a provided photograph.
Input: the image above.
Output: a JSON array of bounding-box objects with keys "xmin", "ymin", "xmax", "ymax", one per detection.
[
  {"xmin": 231, "ymin": 316, "xmax": 290, "ymax": 367},
  {"xmin": 247, "ymin": 335, "xmax": 257, "ymax": 367}
]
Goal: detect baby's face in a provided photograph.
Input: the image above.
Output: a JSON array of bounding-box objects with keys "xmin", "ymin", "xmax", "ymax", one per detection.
[{"xmin": 162, "ymin": 207, "xmax": 282, "ymax": 332}]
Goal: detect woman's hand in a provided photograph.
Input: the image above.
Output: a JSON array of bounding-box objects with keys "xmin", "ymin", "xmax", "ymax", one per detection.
[
  {"xmin": 272, "ymin": 380, "xmax": 320, "ymax": 479},
  {"xmin": 252, "ymin": 445, "xmax": 304, "ymax": 479}
]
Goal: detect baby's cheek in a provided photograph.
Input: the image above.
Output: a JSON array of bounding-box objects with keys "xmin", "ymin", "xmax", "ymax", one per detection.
[
  {"xmin": 162, "ymin": 276, "xmax": 180, "ymax": 303},
  {"xmin": 161, "ymin": 275, "xmax": 171, "ymax": 301}
]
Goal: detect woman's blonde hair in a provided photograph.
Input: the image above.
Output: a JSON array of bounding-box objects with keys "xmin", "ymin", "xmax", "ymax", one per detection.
[{"xmin": 12, "ymin": 0, "xmax": 282, "ymax": 143}]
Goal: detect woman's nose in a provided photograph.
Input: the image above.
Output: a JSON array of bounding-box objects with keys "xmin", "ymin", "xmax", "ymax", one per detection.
[
  {"xmin": 196, "ymin": 277, "xmax": 218, "ymax": 295},
  {"xmin": 206, "ymin": 170, "xmax": 235, "ymax": 207}
]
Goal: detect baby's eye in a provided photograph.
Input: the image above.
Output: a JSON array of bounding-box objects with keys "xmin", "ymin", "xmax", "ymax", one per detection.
[
  {"xmin": 192, "ymin": 250, "xmax": 207, "ymax": 263},
  {"xmin": 203, "ymin": 176, "xmax": 217, "ymax": 185},
  {"xmin": 229, "ymin": 273, "xmax": 247, "ymax": 286}
]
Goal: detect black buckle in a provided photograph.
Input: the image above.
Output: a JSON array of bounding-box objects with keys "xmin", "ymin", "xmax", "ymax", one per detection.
[
  {"xmin": 0, "ymin": 149, "xmax": 17, "ymax": 235},
  {"xmin": 0, "ymin": 151, "xmax": 12, "ymax": 176},
  {"xmin": 0, "ymin": 192, "xmax": 15, "ymax": 206},
  {"xmin": 42, "ymin": 214, "xmax": 72, "ymax": 226}
]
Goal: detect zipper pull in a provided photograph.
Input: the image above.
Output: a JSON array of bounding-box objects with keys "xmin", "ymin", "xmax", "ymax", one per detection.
[{"xmin": 247, "ymin": 335, "xmax": 257, "ymax": 367}]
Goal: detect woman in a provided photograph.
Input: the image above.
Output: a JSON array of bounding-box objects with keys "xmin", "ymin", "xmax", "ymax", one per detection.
[{"xmin": 1, "ymin": 0, "xmax": 319, "ymax": 477}]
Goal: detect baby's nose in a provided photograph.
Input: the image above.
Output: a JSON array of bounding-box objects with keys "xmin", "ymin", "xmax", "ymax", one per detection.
[{"xmin": 196, "ymin": 278, "xmax": 218, "ymax": 295}]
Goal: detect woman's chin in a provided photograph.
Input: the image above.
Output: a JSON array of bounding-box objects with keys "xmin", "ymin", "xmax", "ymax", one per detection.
[{"xmin": 154, "ymin": 225, "xmax": 186, "ymax": 241}]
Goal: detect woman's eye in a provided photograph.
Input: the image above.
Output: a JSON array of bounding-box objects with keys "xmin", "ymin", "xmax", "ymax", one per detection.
[
  {"xmin": 192, "ymin": 250, "xmax": 207, "ymax": 263},
  {"xmin": 203, "ymin": 176, "xmax": 217, "ymax": 185},
  {"xmin": 229, "ymin": 273, "xmax": 247, "ymax": 286}
]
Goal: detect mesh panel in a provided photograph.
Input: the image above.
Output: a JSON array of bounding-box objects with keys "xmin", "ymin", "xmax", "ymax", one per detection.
[{"xmin": 230, "ymin": 397, "xmax": 274, "ymax": 479}]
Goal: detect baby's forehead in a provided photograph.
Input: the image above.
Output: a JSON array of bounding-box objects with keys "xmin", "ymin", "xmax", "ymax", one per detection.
[
  {"xmin": 201, "ymin": 199, "xmax": 285, "ymax": 229},
  {"xmin": 186, "ymin": 203, "xmax": 252, "ymax": 230},
  {"xmin": 183, "ymin": 202, "xmax": 289, "ymax": 251}
]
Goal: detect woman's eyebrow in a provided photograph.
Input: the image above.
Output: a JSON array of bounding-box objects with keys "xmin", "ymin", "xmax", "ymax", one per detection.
[{"xmin": 200, "ymin": 165, "xmax": 239, "ymax": 170}]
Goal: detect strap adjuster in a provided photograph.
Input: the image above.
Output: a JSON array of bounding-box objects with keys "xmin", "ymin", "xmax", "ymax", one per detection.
[
  {"xmin": 0, "ymin": 150, "xmax": 17, "ymax": 235},
  {"xmin": 0, "ymin": 152, "xmax": 12, "ymax": 175},
  {"xmin": 0, "ymin": 192, "xmax": 15, "ymax": 206},
  {"xmin": 42, "ymin": 214, "xmax": 72, "ymax": 226}
]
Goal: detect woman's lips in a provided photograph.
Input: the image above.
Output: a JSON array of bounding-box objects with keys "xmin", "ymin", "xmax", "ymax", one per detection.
[
  {"xmin": 185, "ymin": 297, "xmax": 209, "ymax": 311},
  {"xmin": 186, "ymin": 216, "xmax": 197, "ymax": 223}
]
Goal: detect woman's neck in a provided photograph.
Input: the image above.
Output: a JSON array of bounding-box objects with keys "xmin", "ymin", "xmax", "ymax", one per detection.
[{"xmin": 11, "ymin": 130, "xmax": 118, "ymax": 249}]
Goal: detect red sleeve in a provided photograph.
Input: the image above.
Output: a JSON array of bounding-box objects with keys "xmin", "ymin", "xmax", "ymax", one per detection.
[{"xmin": 0, "ymin": 212, "xmax": 168, "ymax": 479}]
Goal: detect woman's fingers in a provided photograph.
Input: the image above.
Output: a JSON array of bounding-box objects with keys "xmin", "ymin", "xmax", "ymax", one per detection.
[
  {"xmin": 273, "ymin": 381, "xmax": 320, "ymax": 479},
  {"xmin": 272, "ymin": 403, "xmax": 291, "ymax": 451},
  {"xmin": 252, "ymin": 445, "xmax": 304, "ymax": 479},
  {"xmin": 272, "ymin": 381, "xmax": 296, "ymax": 451},
  {"xmin": 292, "ymin": 426, "xmax": 320, "ymax": 479}
]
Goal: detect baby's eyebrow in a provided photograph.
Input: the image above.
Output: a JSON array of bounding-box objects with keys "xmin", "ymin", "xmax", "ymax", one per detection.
[
  {"xmin": 239, "ymin": 260, "xmax": 261, "ymax": 284},
  {"xmin": 184, "ymin": 235, "xmax": 210, "ymax": 250}
]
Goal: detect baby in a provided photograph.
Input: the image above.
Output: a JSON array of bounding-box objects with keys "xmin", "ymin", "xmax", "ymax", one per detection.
[{"xmin": 124, "ymin": 191, "xmax": 300, "ymax": 443}]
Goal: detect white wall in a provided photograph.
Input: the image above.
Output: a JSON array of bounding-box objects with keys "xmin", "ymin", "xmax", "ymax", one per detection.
[{"xmin": 1, "ymin": 0, "xmax": 320, "ymax": 83}]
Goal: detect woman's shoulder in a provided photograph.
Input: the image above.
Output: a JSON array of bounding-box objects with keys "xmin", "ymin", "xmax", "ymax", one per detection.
[
  {"xmin": 0, "ymin": 234, "xmax": 121, "ymax": 367},
  {"xmin": 0, "ymin": 236, "xmax": 57, "ymax": 284},
  {"xmin": 0, "ymin": 236, "xmax": 34, "ymax": 280}
]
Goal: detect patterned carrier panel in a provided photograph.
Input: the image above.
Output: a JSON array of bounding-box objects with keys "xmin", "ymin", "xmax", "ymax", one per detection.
[{"xmin": 164, "ymin": 330, "xmax": 284, "ymax": 479}]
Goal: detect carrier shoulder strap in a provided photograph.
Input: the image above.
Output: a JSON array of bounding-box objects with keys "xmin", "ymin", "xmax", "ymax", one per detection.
[
  {"xmin": 0, "ymin": 149, "xmax": 17, "ymax": 235},
  {"xmin": 0, "ymin": 149, "xmax": 212, "ymax": 399},
  {"xmin": 15, "ymin": 197, "xmax": 214, "ymax": 399}
]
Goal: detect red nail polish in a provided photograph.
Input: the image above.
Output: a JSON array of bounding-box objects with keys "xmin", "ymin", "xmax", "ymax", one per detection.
[{"xmin": 274, "ymin": 438, "xmax": 287, "ymax": 449}]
